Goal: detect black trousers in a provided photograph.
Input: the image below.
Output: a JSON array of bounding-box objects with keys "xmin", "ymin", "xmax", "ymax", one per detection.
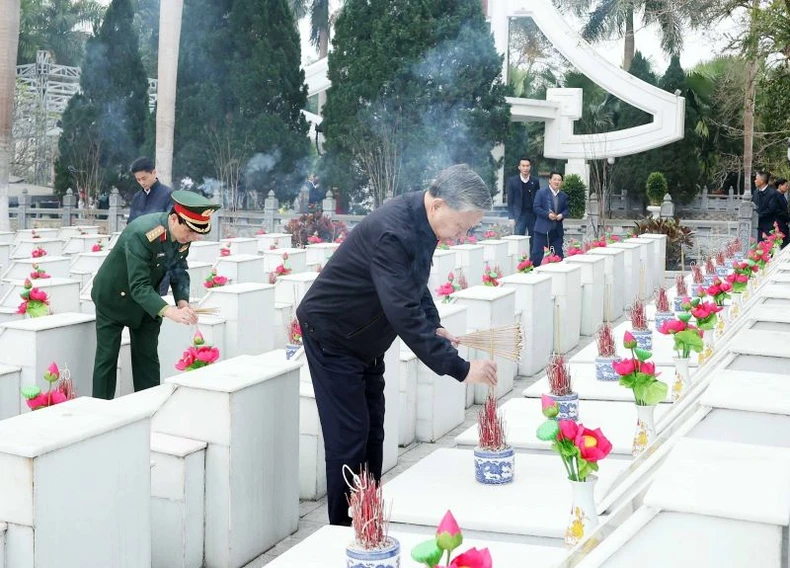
[
  {"xmin": 301, "ymin": 324, "xmax": 386, "ymax": 526},
  {"xmin": 530, "ymin": 229, "xmax": 564, "ymax": 266},
  {"xmin": 92, "ymin": 309, "xmax": 162, "ymax": 400}
]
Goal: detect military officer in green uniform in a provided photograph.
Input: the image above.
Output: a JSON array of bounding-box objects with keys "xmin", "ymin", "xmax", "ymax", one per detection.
[{"xmin": 91, "ymin": 190, "xmax": 221, "ymax": 399}]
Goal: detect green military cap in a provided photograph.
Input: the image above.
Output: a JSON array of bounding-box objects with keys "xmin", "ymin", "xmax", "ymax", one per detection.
[{"xmin": 172, "ymin": 190, "xmax": 221, "ymax": 234}]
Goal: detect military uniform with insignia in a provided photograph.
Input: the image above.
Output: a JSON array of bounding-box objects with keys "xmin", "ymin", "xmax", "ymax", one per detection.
[{"xmin": 91, "ymin": 191, "xmax": 220, "ymax": 399}]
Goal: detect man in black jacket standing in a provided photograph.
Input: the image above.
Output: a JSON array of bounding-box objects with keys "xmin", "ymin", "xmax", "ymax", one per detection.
[
  {"xmin": 506, "ymin": 157, "xmax": 541, "ymax": 238},
  {"xmin": 752, "ymin": 171, "xmax": 777, "ymax": 241},
  {"xmin": 297, "ymin": 164, "xmax": 498, "ymax": 526}
]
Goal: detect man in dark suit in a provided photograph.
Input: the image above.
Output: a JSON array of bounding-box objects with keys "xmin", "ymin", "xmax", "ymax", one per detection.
[
  {"xmin": 771, "ymin": 178, "xmax": 789, "ymax": 248},
  {"xmin": 506, "ymin": 157, "xmax": 541, "ymax": 237},
  {"xmin": 530, "ymin": 171, "xmax": 569, "ymax": 266},
  {"xmin": 752, "ymin": 171, "xmax": 777, "ymax": 241},
  {"xmin": 296, "ymin": 164, "xmax": 498, "ymax": 526},
  {"xmin": 129, "ymin": 157, "xmax": 176, "ymax": 295},
  {"xmin": 91, "ymin": 191, "xmax": 220, "ymax": 399},
  {"xmin": 128, "ymin": 157, "xmax": 174, "ymax": 223}
]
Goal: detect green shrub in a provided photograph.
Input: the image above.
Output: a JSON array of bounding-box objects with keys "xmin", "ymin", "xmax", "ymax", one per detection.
[
  {"xmin": 561, "ymin": 174, "xmax": 587, "ymax": 219},
  {"xmin": 646, "ymin": 172, "xmax": 668, "ymax": 206}
]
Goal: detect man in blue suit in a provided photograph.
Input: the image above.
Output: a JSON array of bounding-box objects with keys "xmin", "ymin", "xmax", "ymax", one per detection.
[{"xmin": 530, "ymin": 171, "xmax": 569, "ymax": 266}]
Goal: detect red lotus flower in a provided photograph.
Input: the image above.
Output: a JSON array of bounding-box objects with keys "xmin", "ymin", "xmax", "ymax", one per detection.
[
  {"xmin": 220, "ymin": 247, "xmax": 231, "ymax": 257},
  {"xmin": 91, "ymin": 244, "xmax": 103, "ymax": 252},
  {"xmin": 17, "ymin": 301, "xmax": 27, "ymax": 314},
  {"xmin": 29, "ymin": 288, "xmax": 48, "ymax": 302},
  {"xmin": 449, "ymin": 547, "xmax": 493, "ymax": 568},
  {"xmin": 213, "ymin": 276, "xmax": 228, "ymax": 286},
  {"xmin": 436, "ymin": 282, "xmax": 456, "ymax": 297},
  {"xmin": 613, "ymin": 357, "xmax": 637, "ymax": 376},
  {"xmin": 558, "ymin": 419, "xmax": 579, "ymax": 441},
  {"xmin": 195, "ymin": 346, "xmax": 220, "ymax": 364},
  {"xmin": 573, "ymin": 425, "xmax": 613, "ymax": 463},
  {"xmin": 659, "ymin": 319, "xmax": 686, "ymax": 335}
]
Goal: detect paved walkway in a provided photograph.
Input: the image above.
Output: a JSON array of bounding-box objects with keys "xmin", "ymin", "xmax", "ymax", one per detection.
[{"xmin": 245, "ymin": 326, "xmax": 604, "ymax": 566}]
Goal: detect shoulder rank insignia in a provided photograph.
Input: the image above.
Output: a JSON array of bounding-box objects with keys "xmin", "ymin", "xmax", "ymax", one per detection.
[
  {"xmin": 178, "ymin": 244, "xmax": 189, "ymax": 253},
  {"xmin": 146, "ymin": 225, "xmax": 166, "ymax": 243}
]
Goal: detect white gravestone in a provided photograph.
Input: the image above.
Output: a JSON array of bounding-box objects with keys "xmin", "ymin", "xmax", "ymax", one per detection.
[
  {"xmin": 13, "ymin": 229, "xmax": 58, "ymax": 244},
  {"xmin": 214, "ymin": 254, "xmax": 267, "ymax": 284},
  {"xmin": 0, "ymin": 397, "xmax": 151, "ymax": 568},
  {"xmin": 565, "ymin": 254, "xmax": 606, "ymax": 336},
  {"xmin": 61, "ymin": 234, "xmax": 110, "ymax": 256},
  {"xmin": 414, "ymin": 304, "xmax": 468, "ymax": 441},
  {"xmin": 186, "ymin": 241, "xmax": 220, "ymax": 264},
  {"xmin": 158, "ymin": 316, "xmax": 226, "ymax": 381},
  {"xmin": 451, "ymin": 286, "xmax": 517, "ymax": 402},
  {"xmin": 155, "ymin": 352, "xmax": 301, "ymax": 568},
  {"xmin": 274, "ymin": 271, "xmax": 318, "ymax": 306},
  {"xmin": 625, "ymin": 237, "xmax": 658, "ymax": 294},
  {"xmin": 638, "ymin": 233, "xmax": 667, "ymax": 287},
  {"xmin": 2, "ymin": 256, "xmax": 71, "ymax": 282},
  {"xmin": 0, "ymin": 364, "xmax": 22, "ymax": 421},
  {"xmin": 0, "ymin": 313, "xmax": 96, "ymax": 416},
  {"xmin": 186, "ymin": 260, "xmax": 213, "ymax": 300},
  {"xmin": 11, "ymin": 238, "xmax": 63, "ymax": 260},
  {"xmin": 428, "ymin": 249, "xmax": 458, "ymax": 302},
  {"xmin": 298, "ymin": 380, "xmax": 326, "ymax": 500},
  {"xmin": 263, "ymin": 248, "xmax": 307, "ymax": 275},
  {"xmin": 150, "ymin": 432, "xmax": 207, "ymax": 568},
  {"xmin": 502, "ymin": 235, "xmax": 531, "ymax": 274},
  {"xmin": 499, "ymin": 272, "xmax": 554, "ymax": 377},
  {"xmin": 256, "ymin": 232, "xmax": 292, "ymax": 253},
  {"xmin": 609, "ymin": 242, "xmax": 645, "ymax": 303},
  {"xmin": 220, "ymin": 237, "xmax": 257, "ymax": 256},
  {"xmin": 200, "ymin": 283, "xmax": 274, "ymax": 358},
  {"xmin": 480, "ymin": 239, "xmax": 512, "ymax": 276},
  {"xmin": 534, "ymin": 263, "xmax": 583, "ymax": 354},
  {"xmin": 451, "ymin": 244, "xmax": 485, "ymax": 289},
  {"xmin": 587, "ymin": 247, "xmax": 627, "ymax": 321},
  {"xmin": 56, "ymin": 225, "xmax": 99, "ymax": 240},
  {"xmin": 0, "ymin": 278, "xmax": 81, "ymax": 316},
  {"xmin": 398, "ymin": 349, "xmax": 418, "ymax": 446},
  {"xmin": 305, "ymin": 242, "xmax": 340, "ymax": 268}
]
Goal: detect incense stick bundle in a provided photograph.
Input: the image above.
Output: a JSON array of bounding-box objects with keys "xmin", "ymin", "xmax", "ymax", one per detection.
[
  {"xmin": 195, "ymin": 306, "xmax": 220, "ymax": 315},
  {"xmin": 457, "ymin": 324, "xmax": 523, "ymax": 362}
]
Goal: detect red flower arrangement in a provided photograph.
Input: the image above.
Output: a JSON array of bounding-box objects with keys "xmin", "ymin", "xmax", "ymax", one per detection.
[
  {"xmin": 91, "ymin": 243, "xmax": 104, "ymax": 252},
  {"xmin": 17, "ymin": 279, "xmax": 50, "ymax": 317},
  {"xmin": 220, "ymin": 243, "xmax": 231, "ymax": 257},
  {"xmin": 541, "ymin": 247, "xmax": 562, "ymax": 264},
  {"xmin": 175, "ymin": 330, "xmax": 220, "ymax": 371},
  {"xmin": 268, "ymin": 252, "xmax": 292, "ymax": 284},
  {"xmin": 31, "ymin": 246, "xmax": 47, "ymax": 258},
  {"xmin": 29, "ymin": 264, "xmax": 50, "ymax": 280},
  {"xmin": 20, "ymin": 362, "xmax": 75, "ymax": 410},
  {"xmin": 658, "ymin": 314, "xmax": 704, "ymax": 359},
  {"xmin": 411, "ymin": 510, "xmax": 492, "ymax": 568},
  {"xmin": 516, "ymin": 254, "xmax": 534, "ymax": 274},
  {"xmin": 307, "ymin": 232, "xmax": 323, "ymax": 244},
  {"xmin": 705, "ymin": 277, "xmax": 732, "ymax": 306},
  {"xmin": 481, "ymin": 263, "xmax": 502, "ymax": 287},
  {"xmin": 204, "ymin": 269, "xmax": 229, "ymax": 289},
  {"xmin": 566, "ymin": 239, "xmax": 584, "ymax": 257},
  {"xmin": 436, "ymin": 272, "xmax": 461, "ymax": 303},
  {"xmin": 613, "ymin": 331, "xmax": 667, "ymax": 405}
]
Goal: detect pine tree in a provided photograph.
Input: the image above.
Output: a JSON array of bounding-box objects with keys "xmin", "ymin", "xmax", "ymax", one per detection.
[
  {"xmin": 322, "ymin": 0, "xmax": 510, "ymax": 207},
  {"xmin": 652, "ymin": 55, "xmax": 701, "ymax": 204},
  {"xmin": 173, "ymin": 0, "xmax": 309, "ymax": 205},
  {"xmin": 54, "ymin": 0, "xmax": 148, "ymax": 199}
]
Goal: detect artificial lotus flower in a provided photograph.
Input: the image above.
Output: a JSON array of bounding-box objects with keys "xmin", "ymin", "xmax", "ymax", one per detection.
[
  {"xmin": 449, "ymin": 547, "xmax": 493, "ymax": 568},
  {"xmin": 436, "ymin": 510, "xmax": 464, "ymax": 553}
]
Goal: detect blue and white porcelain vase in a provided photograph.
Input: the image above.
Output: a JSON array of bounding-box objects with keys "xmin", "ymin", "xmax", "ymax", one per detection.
[
  {"xmin": 702, "ymin": 274, "xmax": 715, "ymax": 288},
  {"xmin": 594, "ymin": 356, "xmax": 619, "ymax": 381},
  {"xmin": 654, "ymin": 311, "xmax": 674, "ymax": 332},
  {"xmin": 630, "ymin": 329, "xmax": 653, "ymax": 351},
  {"xmin": 473, "ymin": 446, "xmax": 515, "ymax": 485},
  {"xmin": 546, "ymin": 391, "xmax": 579, "ymax": 420},
  {"xmin": 672, "ymin": 295, "xmax": 687, "ymax": 312},
  {"xmin": 715, "ymin": 265, "xmax": 728, "ymax": 278},
  {"xmin": 346, "ymin": 537, "xmax": 400, "ymax": 568},
  {"xmin": 285, "ymin": 343, "xmax": 301, "ymax": 360}
]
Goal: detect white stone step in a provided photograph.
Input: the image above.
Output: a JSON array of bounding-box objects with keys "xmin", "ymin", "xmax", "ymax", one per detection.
[{"xmin": 150, "ymin": 432, "xmax": 207, "ymax": 568}]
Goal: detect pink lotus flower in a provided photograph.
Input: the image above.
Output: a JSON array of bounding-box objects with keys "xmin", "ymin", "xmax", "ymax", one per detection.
[
  {"xmin": 26, "ymin": 393, "xmax": 50, "ymax": 410},
  {"xmin": 623, "ymin": 330, "xmax": 637, "ymax": 349},
  {"xmin": 29, "ymin": 288, "xmax": 48, "ymax": 302},
  {"xmin": 256, "ymin": 229, "xmax": 266, "ymax": 235},
  {"xmin": 720, "ymin": 281, "xmax": 732, "ymax": 292},
  {"xmin": 16, "ymin": 301, "xmax": 27, "ymax": 314},
  {"xmin": 612, "ymin": 357, "xmax": 637, "ymax": 376},
  {"xmin": 447, "ymin": 271, "xmax": 454, "ymax": 282},
  {"xmin": 91, "ymin": 244, "xmax": 103, "ymax": 252},
  {"xmin": 436, "ymin": 510, "xmax": 463, "ymax": 552},
  {"xmin": 44, "ymin": 362, "xmax": 59, "ymax": 382},
  {"xmin": 24, "ymin": 278, "xmax": 32, "ymax": 289},
  {"xmin": 449, "ymin": 547, "xmax": 492, "ymax": 568},
  {"xmin": 640, "ymin": 361, "xmax": 657, "ymax": 376},
  {"xmin": 558, "ymin": 419, "xmax": 579, "ymax": 441},
  {"xmin": 195, "ymin": 346, "xmax": 220, "ymax": 364},
  {"xmin": 220, "ymin": 247, "xmax": 231, "ymax": 257},
  {"xmin": 213, "ymin": 276, "xmax": 228, "ymax": 286},
  {"xmin": 659, "ymin": 319, "xmax": 686, "ymax": 335},
  {"xmin": 436, "ymin": 282, "xmax": 456, "ymax": 297},
  {"xmin": 573, "ymin": 425, "xmax": 613, "ymax": 463},
  {"xmin": 193, "ymin": 330, "xmax": 205, "ymax": 346}
]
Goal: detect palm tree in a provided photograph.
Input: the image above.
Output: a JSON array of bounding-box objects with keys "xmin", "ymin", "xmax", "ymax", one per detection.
[
  {"xmin": 555, "ymin": 0, "xmax": 713, "ymax": 70},
  {"xmin": 155, "ymin": 0, "xmax": 184, "ymax": 187},
  {"xmin": 0, "ymin": 0, "xmax": 21, "ymax": 231},
  {"xmin": 17, "ymin": 0, "xmax": 103, "ymax": 66}
]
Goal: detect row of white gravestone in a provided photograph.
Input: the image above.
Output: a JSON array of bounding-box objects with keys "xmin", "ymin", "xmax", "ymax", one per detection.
[
  {"xmin": 384, "ymin": 246, "xmax": 790, "ymax": 568},
  {"xmin": 0, "ymin": 228, "xmax": 667, "ymax": 567}
]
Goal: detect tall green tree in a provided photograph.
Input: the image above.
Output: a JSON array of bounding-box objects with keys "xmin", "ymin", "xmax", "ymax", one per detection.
[
  {"xmin": 54, "ymin": 0, "xmax": 149, "ymax": 199},
  {"xmin": 17, "ymin": 0, "xmax": 104, "ymax": 66},
  {"xmin": 322, "ymin": 0, "xmax": 510, "ymax": 208},
  {"xmin": 174, "ymin": 0, "xmax": 309, "ymax": 205}
]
